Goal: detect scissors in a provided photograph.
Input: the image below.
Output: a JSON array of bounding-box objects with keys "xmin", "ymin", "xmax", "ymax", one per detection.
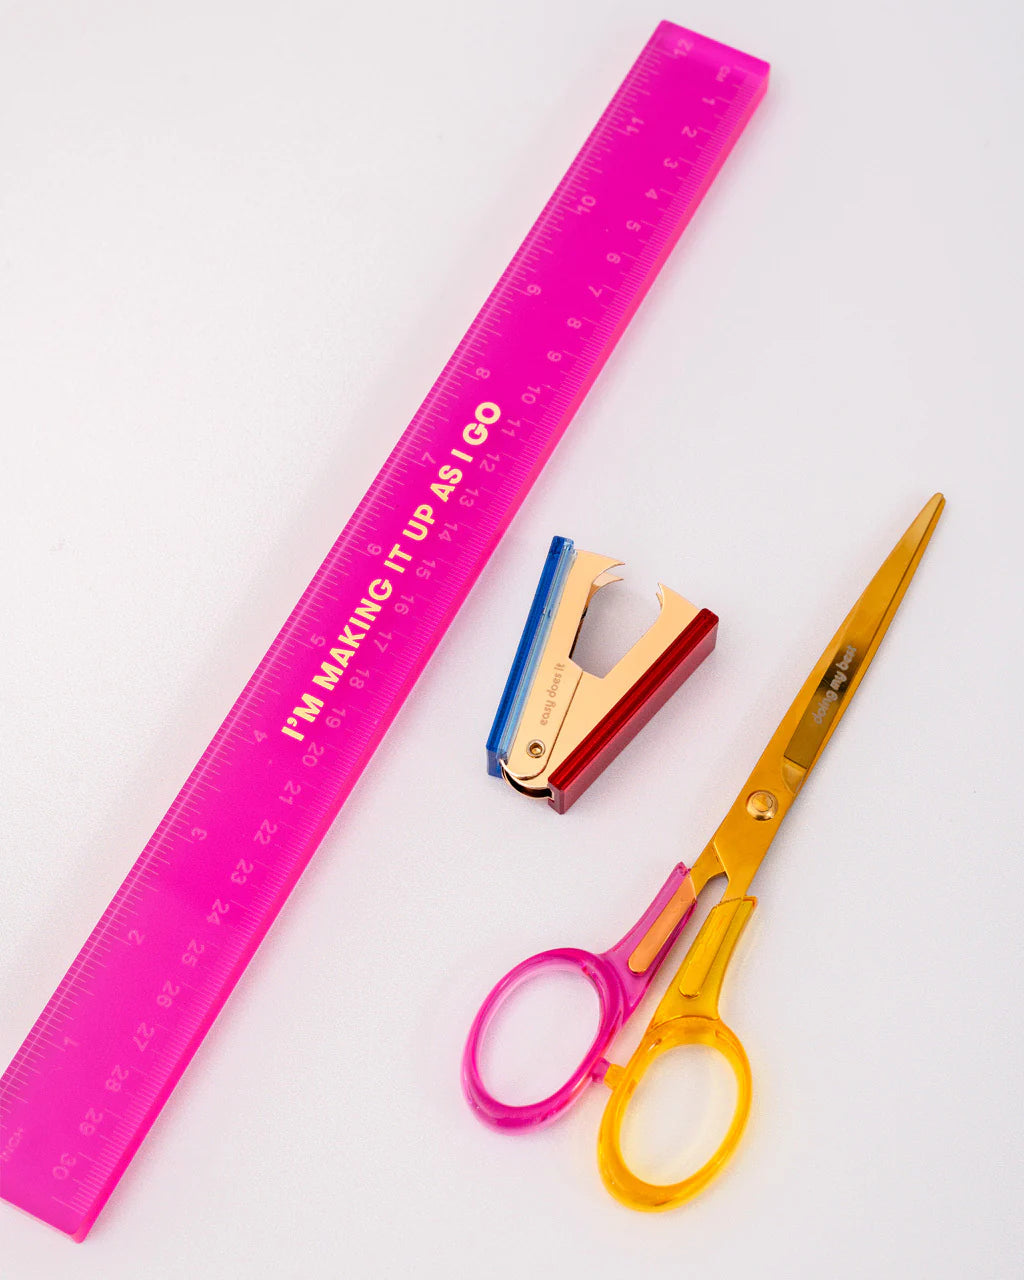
[{"xmin": 463, "ymin": 494, "xmax": 944, "ymax": 1210}]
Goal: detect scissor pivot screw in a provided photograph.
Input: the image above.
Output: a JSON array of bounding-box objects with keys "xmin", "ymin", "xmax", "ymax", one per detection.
[
  {"xmin": 527, "ymin": 739, "xmax": 546, "ymax": 758},
  {"xmin": 746, "ymin": 790, "xmax": 778, "ymax": 821}
]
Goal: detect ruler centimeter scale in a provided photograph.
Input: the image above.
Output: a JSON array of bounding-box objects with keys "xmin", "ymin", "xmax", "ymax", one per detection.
[{"xmin": 0, "ymin": 22, "xmax": 768, "ymax": 1239}]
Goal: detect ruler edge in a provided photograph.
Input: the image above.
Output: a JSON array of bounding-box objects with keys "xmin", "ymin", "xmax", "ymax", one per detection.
[{"xmin": 0, "ymin": 24, "xmax": 769, "ymax": 1241}]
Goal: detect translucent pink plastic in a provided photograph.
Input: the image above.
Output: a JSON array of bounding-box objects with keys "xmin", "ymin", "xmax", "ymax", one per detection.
[
  {"xmin": 463, "ymin": 864, "xmax": 697, "ymax": 1128},
  {"xmin": 0, "ymin": 23, "xmax": 767, "ymax": 1239}
]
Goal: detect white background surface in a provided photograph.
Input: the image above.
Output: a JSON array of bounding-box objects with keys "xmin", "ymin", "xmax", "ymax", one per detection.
[{"xmin": 1, "ymin": 1, "xmax": 1022, "ymax": 1276}]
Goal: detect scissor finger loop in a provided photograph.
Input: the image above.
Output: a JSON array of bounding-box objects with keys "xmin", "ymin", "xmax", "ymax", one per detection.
[
  {"xmin": 598, "ymin": 1014, "xmax": 752, "ymax": 1210},
  {"xmin": 462, "ymin": 947, "xmax": 627, "ymax": 1130},
  {"xmin": 597, "ymin": 896, "xmax": 756, "ymax": 1210}
]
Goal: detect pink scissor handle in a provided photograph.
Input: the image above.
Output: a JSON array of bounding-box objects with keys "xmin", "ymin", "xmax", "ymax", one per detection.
[{"xmin": 462, "ymin": 863, "xmax": 697, "ymax": 1130}]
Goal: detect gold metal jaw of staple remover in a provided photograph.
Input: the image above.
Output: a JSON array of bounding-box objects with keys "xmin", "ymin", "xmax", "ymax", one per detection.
[{"xmin": 500, "ymin": 549, "xmax": 719, "ymax": 811}]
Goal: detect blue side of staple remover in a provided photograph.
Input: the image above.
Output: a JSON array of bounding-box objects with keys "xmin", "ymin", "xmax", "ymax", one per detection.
[{"xmin": 486, "ymin": 536, "xmax": 576, "ymax": 777}]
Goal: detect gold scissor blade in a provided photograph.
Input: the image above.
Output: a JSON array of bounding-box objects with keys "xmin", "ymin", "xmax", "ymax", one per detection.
[
  {"xmin": 779, "ymin": 492, "xmax": 945, "ymax": 782},
  {"xmin": 707, "ymin": 494, "xmax": 944, "ymax": 895}
]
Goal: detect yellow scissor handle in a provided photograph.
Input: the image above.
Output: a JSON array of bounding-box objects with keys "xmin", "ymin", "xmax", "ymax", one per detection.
[{"xmin": 597, "ymin": 896, "xmax": 756, "ymax": 1211}]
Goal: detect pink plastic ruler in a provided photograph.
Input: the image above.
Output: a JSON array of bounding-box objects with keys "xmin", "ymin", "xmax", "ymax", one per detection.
[{"xmin": 0, "ymin": 22, "xmax": 767, "ymax": 1239}]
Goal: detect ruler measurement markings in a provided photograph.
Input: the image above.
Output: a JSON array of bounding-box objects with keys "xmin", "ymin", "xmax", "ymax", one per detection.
[{"xmin": 1, "ymin": 24, "xmax": 766, "ymax": 1240}]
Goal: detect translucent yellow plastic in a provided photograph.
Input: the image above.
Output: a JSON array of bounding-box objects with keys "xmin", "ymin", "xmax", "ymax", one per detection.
[{"xmin": 598, "ymin": 898, "xmax": 754, "ymax": 1210}]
